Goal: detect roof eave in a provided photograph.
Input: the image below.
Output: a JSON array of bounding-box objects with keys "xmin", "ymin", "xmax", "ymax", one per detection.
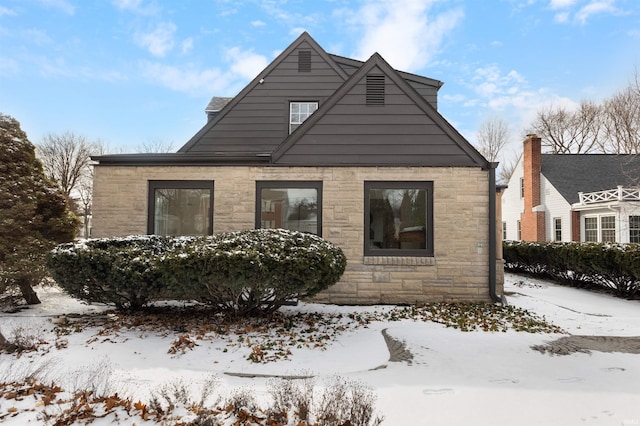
[{"xmin": 92, "ymin": 153, "xmax": 272, "ymax": 166}]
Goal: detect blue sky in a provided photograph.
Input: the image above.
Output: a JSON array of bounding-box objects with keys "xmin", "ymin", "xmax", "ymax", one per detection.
[{"xmin": 1, "ymin": 0, "xmax": 639, "ymax": 162}]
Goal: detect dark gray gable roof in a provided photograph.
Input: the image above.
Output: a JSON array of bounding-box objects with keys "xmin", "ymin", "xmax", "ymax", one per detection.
[
  {"xmin": 272, "ymin": 53, "xmax": 488, "ymax": 167},
  {"xmin": 178, "ymin": 32, "xmax": 348, "ymax": 153},
  {"xmin": 542, "ymin": 154, "xmax": 640, "ymax": 204},
  {"xmin": 329, "ymin": 54, "xmax": 443, "ymax": 109},
  {"xmin": 205, "ymin": 97, "xmax": 233, "ymax": 113}
]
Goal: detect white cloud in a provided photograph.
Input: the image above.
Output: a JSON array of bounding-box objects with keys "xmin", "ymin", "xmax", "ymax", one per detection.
[
  {"xmin": 549, "ymin": 0, "xmax": 576, "ymax": 9},
  {"xmin": 448, "ymin": 64, "xmax": 580, "ymax": 140},
  {"xmin": 0, "ymin": 6, "xmax": 16, "ymax": 16},
  {"xmin": 134, "ymin": 22, "xmax": 176, "ymax": 57},
  {"xmin": 139, "ymin": 46, "xmax": 268, "ymax": 96},
  {"xmin": 36, "ymin": 0, "xmax": 75, "ymax": 15},
  {"xmin": 250, "ymin": 20, "xmax": 266, "ymax": 27},
  {"xmin": 181, "ymin": 38, "xmax": 194, "ymax": 54},
  {"xmin": 346, "ymin": 0, "xmax": 463, "ymax": 72},
  {"xmin": 554, "ymin": 11, "xmax": 569, "ymax": 22},
  {"xmin": 546, "ymin": 0, "xmax": 625, "ymax": 24},
  {"xmin": 139, "ymin": 61, "xmax": 227, "ymax": 94},
  {"xmin": 0, "ymin": 55, "xmax": 19, "ymax": 75},
  {"xmin": 575, "ymin": 0, "xmax": 619, "ymax": 24},
  {"xmin": 111, "ymin": 0, "xmax": 159, "ymax": 14},
  {"xmin": 224, "ymin": 47, "xmax": 269, "ymax": 80}
]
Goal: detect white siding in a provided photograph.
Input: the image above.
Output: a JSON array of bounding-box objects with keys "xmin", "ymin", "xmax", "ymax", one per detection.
[
  {"xmin": 540, "ymin": 176, "xmax": 572, "ymax": 241},
  {"xmin": 501, "ymin": 156, "xmax": 524, "ymax": 240},
  {"xmin": 577, "ymin": 203, "xmax": 640, "ymax": 243}
]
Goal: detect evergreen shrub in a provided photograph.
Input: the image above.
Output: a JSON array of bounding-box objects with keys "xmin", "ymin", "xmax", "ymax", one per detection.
[
  {"xmin": 503, "ymin": 240, "xmax": 640, "ymax": 298},
  {"xmin": 47, "ymin": 229, "xmax": 347, "ymax": 313}
]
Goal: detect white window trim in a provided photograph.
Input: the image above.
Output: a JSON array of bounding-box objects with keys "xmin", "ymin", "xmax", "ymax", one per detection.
[
  {"xmin": 582, "ymin": 214, "xmax": 616, "ymax": 243},
  {"xmin": 289, "ymin": 101, "xmax": 318, "ymax": 134}
]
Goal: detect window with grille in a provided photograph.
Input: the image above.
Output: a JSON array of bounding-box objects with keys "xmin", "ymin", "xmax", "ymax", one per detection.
[
  {"xmin": 630, "ymin": 216, "xmax": 640, "ymax": 243},
  {"xmin": 289, "ymin": 101, "xmax": 318, "ymax": 133},
  {"xmin": 584, "ymin": 217, "xmax": 598, "ymax": 242},
  {"xmin": 554, "ymin": 217, "xmax": 562, "ymax": 241},
  {"xmin": 600, "ymin": 215, "xmax": 616, "ymax": 242}
]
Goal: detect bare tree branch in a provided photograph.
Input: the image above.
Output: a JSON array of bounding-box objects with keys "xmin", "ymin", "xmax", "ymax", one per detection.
[
  {"xmin": 475, "ymin": 116, "xmax": 509, "ymax": 162},
  {"xmin": 601, "ymin": 71, "xmax": 640, "ymax": 154},
  {"xmin": 135, "ymin": 138, "xmax": 175, "ymax": 153},
  {"xmin": 36, "ymin": 132, "xmax": 97, "ymax": 198},
  {"xmin": 529, "ymin": 101, "xmax": 603, "ymax": 153},
  {"xmin": 498, "ymin": 152, "xmax": 522, "ymax": 185}
]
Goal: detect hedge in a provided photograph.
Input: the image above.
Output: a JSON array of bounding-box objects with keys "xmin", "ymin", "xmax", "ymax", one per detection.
[
  {"xmin": 503, "ymin": 240, "xmax": 640, "ymax": 298},
  {"xmin": 46, "ymin": 229, "xmax": 347, "ymax": 314}
]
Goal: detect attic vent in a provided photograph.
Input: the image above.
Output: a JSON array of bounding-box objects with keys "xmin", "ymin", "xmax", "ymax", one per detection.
[
  {"xmin": 366, "ymin": 74, "xmax": 385, "ymax": 105},
  {"xmin": 298, "ymin": 50, "xmax": 311, "ymax": 72}
]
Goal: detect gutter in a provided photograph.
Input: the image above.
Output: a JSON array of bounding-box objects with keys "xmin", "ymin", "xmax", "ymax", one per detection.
[{"xmin": 489, "ymin": 163, "xmax": 503, "ymax": 303}]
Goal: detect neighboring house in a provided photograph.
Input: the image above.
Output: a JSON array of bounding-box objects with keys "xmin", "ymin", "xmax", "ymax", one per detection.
[
  {"xmin": 92, "ymin": 32, "xmax": 503, "ymax": 304},
  {"xmin": 502, "ymin": 134, "xmax": 640, "ymax": 243}
]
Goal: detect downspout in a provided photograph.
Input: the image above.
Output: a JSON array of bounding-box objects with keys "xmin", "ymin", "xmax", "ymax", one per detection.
[{"xmin": 488, "ymin": 162, "xmax": 502, "ymax": 303}]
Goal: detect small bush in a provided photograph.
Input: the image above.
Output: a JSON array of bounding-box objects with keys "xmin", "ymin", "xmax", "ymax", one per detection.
[
  {"xmin": 165, "ymin": 229, "xmax": 347, "ymax": 316},
  {"xmin": 46, "ymin": 236, "xmax": 192, "ymax": 310}
]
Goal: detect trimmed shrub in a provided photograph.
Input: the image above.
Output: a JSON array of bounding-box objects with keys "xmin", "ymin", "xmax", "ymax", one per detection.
[
  {"xmin": 47, "ymin": 229, "xmax": 347, "ymax": 313},
  {"xmin": 503, "ymin": 240, "xmax": 640, "ymax": 298},
  {"xmin": 47, "ymin": 235, "xmax": 192, "ymax": 310},
  {"xmin": 164, "ymin": 229, "xmax": 347, "ymax": 316}
]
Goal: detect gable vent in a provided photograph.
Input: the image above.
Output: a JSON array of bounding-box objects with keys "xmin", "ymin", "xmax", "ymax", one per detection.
[
  {"xmin": 366, "ymin": 74, "xmax": 385, "ymax": 105},
  {"xmin": 298, "ymin": 50, "xmax": 311, "ymax": 72}
]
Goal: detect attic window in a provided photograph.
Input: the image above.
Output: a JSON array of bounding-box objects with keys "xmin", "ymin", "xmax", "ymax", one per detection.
[
  {"xmin": 366, "ymin": 74, "xmax": 385, "ymax": 105},
  {"xmin": 298, "ymin": 50, "xmax": 311, "ymax": 72}
]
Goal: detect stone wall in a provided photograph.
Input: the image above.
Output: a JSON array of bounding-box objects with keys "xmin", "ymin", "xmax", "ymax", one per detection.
[{"xmin": 93, "ymin": 165, "xmax": 503, "ymax": 303}]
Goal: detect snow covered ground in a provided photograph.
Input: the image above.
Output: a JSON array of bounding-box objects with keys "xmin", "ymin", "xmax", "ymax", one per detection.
[{"xmin": 2, "ymin": 272, "xmax": 640, "ymax": 425}]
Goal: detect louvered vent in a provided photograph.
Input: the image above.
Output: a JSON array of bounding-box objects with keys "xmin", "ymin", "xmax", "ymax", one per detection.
[
  {"xmin": 366, "ymin": 74, "xmax": 385, "ymax": 105},
  {"xmin": 298, "ymin": 50, "xmax": 311, "ymax": 72}
]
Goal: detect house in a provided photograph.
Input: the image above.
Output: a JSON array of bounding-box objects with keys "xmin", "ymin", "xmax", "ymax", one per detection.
[
  {"xmin": 502, "ymin": 134, "xmax": 640, "ymax": 243},
  {"xmin": 91, "ymin": 32, "xmax": 503, "ymax": 304}
]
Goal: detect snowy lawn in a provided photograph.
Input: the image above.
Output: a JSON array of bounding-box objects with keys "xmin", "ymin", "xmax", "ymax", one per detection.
[{"xmin": 1, "ymin": 272, "xmax": 640, "ymax": 425}]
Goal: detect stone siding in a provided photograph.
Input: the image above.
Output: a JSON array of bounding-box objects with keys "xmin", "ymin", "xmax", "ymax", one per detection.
[{"xmin": 93, "ymin": 165, "xmax": 503, "ymax": 303}]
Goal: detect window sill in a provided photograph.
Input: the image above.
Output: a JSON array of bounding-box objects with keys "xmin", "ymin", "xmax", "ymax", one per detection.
[{"xmin": 363, "ymin": 256, "xmax": 435, "ymax": 266}]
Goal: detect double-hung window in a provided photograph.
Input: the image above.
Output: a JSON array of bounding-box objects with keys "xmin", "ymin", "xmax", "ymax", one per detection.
[
  {"xmin": 584, "ymin": 215, "xmax": 616, "ymax": 242},
  {"xmin": 630, "ymin": 216, "xmax": 640, "ymax": 243},
  {"xmin": 553, "ymin": 217, "xmax": 562, "ymax": 241},
  {"xmin": 148, "ymin": 180, "xmax": 213, "ymax": 236},
  {"xmin": 256, "ymin": 181, "xmax": 322, "ymax": 235},
  {"xmin": 364, "ymin": 181, "xmax": 433, "ymax": 257},
  {"xmin": 289, "ymin": 102, "xmax": 318, "ymax": 133}
]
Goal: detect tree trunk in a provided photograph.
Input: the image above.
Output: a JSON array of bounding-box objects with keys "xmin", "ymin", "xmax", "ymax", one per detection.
[
  {"xmin": 18, "ymin": 277, "xmax": 41, "ymax": 305},
  {"xmin": 0, "ymin": 331, "xmax": 18, "ymax": 353}
]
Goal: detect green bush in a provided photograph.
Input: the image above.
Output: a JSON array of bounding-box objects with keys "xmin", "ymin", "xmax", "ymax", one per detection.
[
  {"xmin": 164, "ymin": 229, "xmax": 347, "ymax": 316},
  {"xmin": 503, "ymin": 240, "xmax": 640, "ymax": 298},
  {"xmin": 46, "ymin": 236, "xmax": 191, "ymax": 310},
  {"xmin": 47, "ymin": 229, "xmax": 347, "ymax": 313}
]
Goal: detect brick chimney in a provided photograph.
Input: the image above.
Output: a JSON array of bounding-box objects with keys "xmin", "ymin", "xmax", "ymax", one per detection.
[{"xmin": 520, "ymin": 134, "xmax": 546, "ymax": 241}]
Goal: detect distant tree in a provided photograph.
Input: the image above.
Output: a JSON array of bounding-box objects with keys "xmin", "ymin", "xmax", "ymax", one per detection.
[
  {"xmin": 36, "ymin": 132, "xmax": 96, "ymax": 199},
  {"xmin": 601, "ymin": 71, "xmax": 640, "ymax": 154},
  {"xmin": 135, "ymin": 137, "xmax": 175, "ymax": 153},
  {"xmin": 475, "ymin": 116, "xmax": 510, "ymax": 162},
  {"xmin": 0, "ymin": 114, "xmax": 78, "ymax": 305},
  {"xmin": 36, "ymin": 133, "xmax": 105, "ymax": 238},
  {"xmin": 498, "ymin": 152, "xmax": 522, "ymax": 185},
  {"xmin": 529, "ymin": 100, "xmax": 602, "ymax": 153}
]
